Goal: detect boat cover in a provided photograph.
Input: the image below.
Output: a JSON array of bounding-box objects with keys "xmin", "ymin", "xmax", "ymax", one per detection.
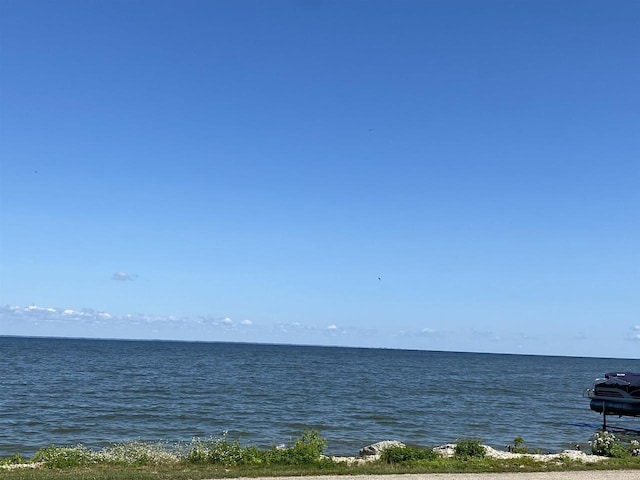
[{"xmin": 601, "ymin": 372, "xmax": 640, "ymax": 387}]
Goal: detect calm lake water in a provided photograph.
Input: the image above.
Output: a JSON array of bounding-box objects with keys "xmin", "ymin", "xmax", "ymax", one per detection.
[{"xmin": 1, "ymin": 336, "xmax": 639, "ymax": 457}]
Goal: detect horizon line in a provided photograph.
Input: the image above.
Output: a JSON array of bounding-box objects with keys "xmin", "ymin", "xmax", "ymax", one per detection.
[{"xmin": 0, "ymin": 333, "xmax": 635, "ymax": 362}]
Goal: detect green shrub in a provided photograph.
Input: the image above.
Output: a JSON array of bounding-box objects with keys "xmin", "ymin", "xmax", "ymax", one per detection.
[
  {"xmin": 589, "ymin": 431, "xmax": 628, "ymax": 458},
  {"xmin": 186, "ymin": 433, "xmax": 264, "ymax": 466},
  {"xmin": 454, "ymin": 438, "xmax": 486, "ymax": 459},
  {"xmin": 187, "ymin": 437, "xmax": 244, "ymax": 465},
  {"xmin": 263, "ymin": 430, "xmax": 327, "ymax": 465},
  {"xmin": 186, "ymin": 438, "xmax": 207, "ymax": 463},
  {"xmin": 379, "ymin": 444, "xmax": 437, "ymax": 464},
  {"xmin": 95, "ymin": 441, "xmax": 178, "ymax": 465},
  {"xmin": 187, "ymin": 430, "xmax": 328, "ymax": 466},
  {"xmin": 512, "ymin": 436, "xmax": 529, "ymax": 454},
  {"xmin": 33, "ymin": 445, "xmax": 94, "ymax": 468},
  {"xmin": 207, "ymin": 438, "xmax": 244, "ymax": 465},
  {"xmin": 33, "ymin": 442, "xmax": 179, "ymax": 468},
  {"xmin": 0, "ymin": 453, "xmax": 26, "ymax": 465}
]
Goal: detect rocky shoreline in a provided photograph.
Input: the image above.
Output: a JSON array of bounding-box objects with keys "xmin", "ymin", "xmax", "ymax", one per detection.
[
  {"xmin": 1, "ymin": 440, "xmax": 609, "ymax": 471},
  {"xmin": 326, "ymin": 440, "xmax": 607, "ymax": 465}
]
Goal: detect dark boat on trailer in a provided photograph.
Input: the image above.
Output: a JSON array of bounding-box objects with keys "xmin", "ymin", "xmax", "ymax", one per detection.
[{"xmin": 585, "ymin": 372, "xmax": 640, "ymax": 429}]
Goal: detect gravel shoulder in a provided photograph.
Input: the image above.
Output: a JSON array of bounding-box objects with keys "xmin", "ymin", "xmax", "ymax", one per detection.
[{"xmin": 232, "ymin": 472, "xmax": 640, "ymax": 480}]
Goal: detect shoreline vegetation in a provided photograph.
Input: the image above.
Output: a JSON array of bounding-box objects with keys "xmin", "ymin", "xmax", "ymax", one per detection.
[{"xmin": 2, "ymin": 430, "xmax": 640, "ymax": 479}]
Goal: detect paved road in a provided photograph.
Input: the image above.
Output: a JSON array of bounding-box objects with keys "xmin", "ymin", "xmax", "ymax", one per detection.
[{"xmin": 232, "ymin": 472, "xmax": 640, "ymax": 480}]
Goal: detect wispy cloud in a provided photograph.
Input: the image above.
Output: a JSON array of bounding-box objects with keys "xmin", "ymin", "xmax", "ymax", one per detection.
[
  {"xmin": 112, "ymin": 272, "xmax": 136, "ymax": 281},
  {"xmin": 0, "ymin": 304, "xmax": 255, "ymax": 336},
  {"xmin": 470, "ymin": 328, "xmax": 502, "ymax": 342},
  {"xmin": 1, "ymin": 304, "xmax": 113, "ymax": 325},
  {"xmin": 326, "ymin": 324, "xmax": 349, "ymax": 336}
]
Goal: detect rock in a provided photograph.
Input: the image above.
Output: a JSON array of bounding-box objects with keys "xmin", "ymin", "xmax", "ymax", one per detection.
[
  {"xmin": 433, "ymin": 444, "xmax": 609, "ymax": 464},
  {"xmin": 359, "ymin": 440, "xmax": 405, "ymax": 458}
]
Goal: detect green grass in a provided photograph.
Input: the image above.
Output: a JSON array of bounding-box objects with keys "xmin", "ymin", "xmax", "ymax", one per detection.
[
  {"xmin": 3, "ymin": 456, "xmax": 640, "ymax": 480},
  {"xmin": 3, "ymin": 430, "xmax": 640, "ymax": 480}
]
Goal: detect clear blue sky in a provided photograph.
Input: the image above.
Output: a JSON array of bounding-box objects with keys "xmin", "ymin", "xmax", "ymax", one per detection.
[{"xmin": 1, "ymin": 0, "xmax": 638, "ymax": 358}]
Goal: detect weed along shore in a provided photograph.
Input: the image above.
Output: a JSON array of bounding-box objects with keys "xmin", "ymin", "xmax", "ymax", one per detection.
[{"xmin": 2, "ymin": 430, "xmax": 640, "ymax": 479}]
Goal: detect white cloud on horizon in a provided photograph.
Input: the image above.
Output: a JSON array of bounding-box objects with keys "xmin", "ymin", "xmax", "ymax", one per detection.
[
  {"xmin": 14, "ymin": 305, "xmax": 58, "ymax": 314},
  {"xmin": 470, "ymin": 328, "xmax": 502, "ymax": 342},
  {"xmin": 626, "ymin": 326, "xmax": 640, "ymax": 342},
  {"xmin": 276, "ymin": 321, "xmax": 306, "ymax": 333},
  {"xmin": 3, "ymin": 304, "xmax": 630, "ymax": 357},
  {"xmin": 0, "ymin": 304, "xmax": 255, "ymax": 335},
  {"xmin": 420, "ymin": 327, "xmax": 437, "ymax": 335},
  {"xmin": 2, "ymin": 304, "xmax": 428, "ymax": 349},
  {"xmin": 629, "ymin": 324, "xmax": 640, "ymax": 341},
  {"xmin": 326, "ymin": 324, "xmax": 349, "ymax": 336}
]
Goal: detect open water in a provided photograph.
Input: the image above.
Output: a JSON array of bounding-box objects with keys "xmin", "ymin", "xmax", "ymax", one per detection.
[{"xmin": 1, "ymin": 336, "xmax": 639, "ymax": 457}]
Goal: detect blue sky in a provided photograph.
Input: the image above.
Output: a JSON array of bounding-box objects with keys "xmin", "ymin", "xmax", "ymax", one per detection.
[{"xmin": 1, "ymin": 0, "xmax": 638, "ymax": 358}]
